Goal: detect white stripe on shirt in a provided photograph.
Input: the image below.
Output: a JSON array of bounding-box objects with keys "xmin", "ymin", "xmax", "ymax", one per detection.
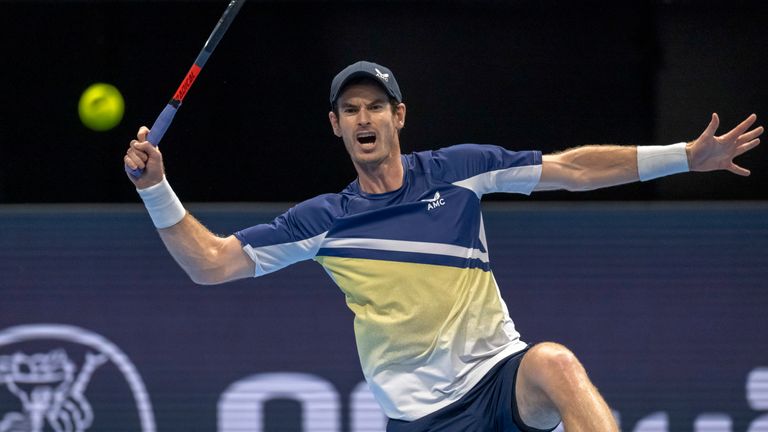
[
  {"xmin": 320, "ymin": 237, "xmax": 489, "ymax": 263},
  {"xmin": 452, "ymin": 164, "xmax": 542, "ymax": 197}
]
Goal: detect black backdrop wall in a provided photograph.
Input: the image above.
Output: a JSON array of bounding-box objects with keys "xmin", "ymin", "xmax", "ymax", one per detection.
[{"xmin": 0, "ymin": 0, "xmax": 766, "ymax": 203}]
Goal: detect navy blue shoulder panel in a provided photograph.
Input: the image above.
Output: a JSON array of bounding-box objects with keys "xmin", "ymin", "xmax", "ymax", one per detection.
[
  {"xmin": 426, "ymin": 144, "xmax": 541, "ymax": 184},
  {"xmin": 234, "ymin": 193, "xmax": 345, "ymax": 247}
]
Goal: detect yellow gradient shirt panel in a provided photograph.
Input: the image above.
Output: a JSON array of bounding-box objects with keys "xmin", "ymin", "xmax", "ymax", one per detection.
[{"xmin": 317, "ymin": 256, "xmax": 510, "ymax": 373}]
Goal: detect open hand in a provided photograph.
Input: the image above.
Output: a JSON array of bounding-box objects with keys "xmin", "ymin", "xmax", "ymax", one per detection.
[{"xmin": 688, "ymin": 113, "xmax": 762, "ymax": 176}]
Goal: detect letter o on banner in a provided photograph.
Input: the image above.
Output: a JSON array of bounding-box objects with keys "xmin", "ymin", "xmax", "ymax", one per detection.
[{"xmin": 218, "ymin": 372, "xmax": 340, "ymax": 432}]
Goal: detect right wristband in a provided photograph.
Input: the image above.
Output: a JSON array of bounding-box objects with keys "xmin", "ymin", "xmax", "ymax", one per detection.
[
  {"xmin": 636, "ymin": 142, "xmax": 690, "ymax": 182},
  {"xmin": 136, "ymin": 176, "xmax": 186, "ymax": 229}
]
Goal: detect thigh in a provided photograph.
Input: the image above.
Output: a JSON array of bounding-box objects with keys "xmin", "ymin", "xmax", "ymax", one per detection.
[{"xmin": 514, "ymin": 343, "xmax": 566, "ymax": 430}]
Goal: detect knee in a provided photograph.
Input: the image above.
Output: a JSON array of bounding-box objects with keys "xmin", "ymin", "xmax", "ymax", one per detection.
[{"xmin": 522, "ymin": 342, "xmax": 586, "ymax": 387}]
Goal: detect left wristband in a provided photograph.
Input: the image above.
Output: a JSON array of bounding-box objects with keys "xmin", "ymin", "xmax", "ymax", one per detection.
[
  {"xmin": 637, "ymin": 142, "xmax": 690, "ymax": 182},
  {"xmin": 136, "ymin": 176, "xmax": 186, "ymax": 229}
]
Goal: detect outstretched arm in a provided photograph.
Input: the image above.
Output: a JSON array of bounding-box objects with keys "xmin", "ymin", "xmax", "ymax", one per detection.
[
  {"xmin": 535, "ymin": 113, "xmax": 762, "ymax": 191},
  {"xmin": 124, "ymin": 127, "xmax": 255, "ymax": 285}
]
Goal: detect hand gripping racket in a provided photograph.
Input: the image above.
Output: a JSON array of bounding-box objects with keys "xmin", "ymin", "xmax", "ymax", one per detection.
[{"xmin": 126, "ymin": 0, "xmax": 246, "ymax": 177}]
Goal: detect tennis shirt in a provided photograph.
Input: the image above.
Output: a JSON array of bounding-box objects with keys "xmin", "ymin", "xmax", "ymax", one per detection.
[{"xmin": 235, "ymin": 144, "xmax": 543, "ymax": 421}]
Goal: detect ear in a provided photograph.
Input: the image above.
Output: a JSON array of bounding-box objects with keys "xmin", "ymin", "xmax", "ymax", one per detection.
[
  {"xmin": 396, "ymin": 103, "xmax": 406, "ymax": 130},
  {"xmin": 329, "ymin": 111, "xmax": 342, "ymax": 137}
]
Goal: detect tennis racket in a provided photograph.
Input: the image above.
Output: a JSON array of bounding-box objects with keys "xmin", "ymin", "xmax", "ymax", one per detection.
[{"xmin": 126, "ymin": 0, "xmax": 246, "ymax": 177}]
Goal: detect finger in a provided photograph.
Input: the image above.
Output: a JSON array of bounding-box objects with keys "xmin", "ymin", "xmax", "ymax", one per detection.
[
  {"xmin": 125, "ymin": 149, "xmax": 147, "ymax": 167},
  {"xmin": 123, "ymin": 154, "xmax": 143, "ymax": 171},
  {"xmin": 734, "ymin": 138, "xmax": 760, "ymax": 156},
  {"xmin": 134, "ymin": 140, "xmax": 158, "ymax": 154},
  {"xmin": 123, "ymin": 155, "xmax": 135, "ymax": 170},
  {"xmin": 138, "ymin": 126, "xmax": 150, "ymax": 141},
  {"xmin": 728, "ymin": 162, "xmax": 750, "ymax": 177},
  {"xmin": 738, "ymin": 125, "xmax": 764, "ymax": 143},
  {"xmin": 128, "ymin": 146, "xmax": 149, "ymax": 162},
  {"xmin": 723, "ymin": 113, "xmax": 757, "ymax": 141},
  {"xmin": 128, "ymin": 140, "xmax": 150, "ymax": 162},
  {"xmin": 701, "ymin": 113, "xmax": 720, "ymax": 138}
]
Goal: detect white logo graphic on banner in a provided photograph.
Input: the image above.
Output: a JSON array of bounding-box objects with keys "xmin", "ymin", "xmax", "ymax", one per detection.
[
  {"xmin": 0, "ymin": 349, "xmax": 106, "ymax": 431},
  {"xmin": 0, "ymin": 324, "xmax": 155, "ymax": 432},
  {"xmin": 218, "ymin": 373, "xmax": 387, "ymax": 432}
]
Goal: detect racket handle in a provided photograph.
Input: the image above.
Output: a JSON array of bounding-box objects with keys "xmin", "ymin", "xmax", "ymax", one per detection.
[
  {"xmin": 125, "ymin": 104, "xmax": 179, "ymax": 177},
  {"xmin": 147, "ymin": 104, "xmax": 178, "ymax": 146}
]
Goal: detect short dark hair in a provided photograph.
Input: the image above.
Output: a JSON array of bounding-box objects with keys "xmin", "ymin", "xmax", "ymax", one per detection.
[{"xmin": 331, "ymin": 76, "xmax": 400, "ymax": 117}]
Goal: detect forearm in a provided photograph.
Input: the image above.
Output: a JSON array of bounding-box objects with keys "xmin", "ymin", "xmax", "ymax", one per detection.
[
  {"xmin": 136, "ymin": 177, "xmax": 253, "ymax": 284},
  {"xmin": 541, "ymin": 145, "xmax": 639, "ymax": 191},
  {"xmin": 539, "ymin": 143, "xmax": 690, "ymax": 191},
  {"xmin": 157, "ymin": 214, "xmax": 236, "ymax": 284}
]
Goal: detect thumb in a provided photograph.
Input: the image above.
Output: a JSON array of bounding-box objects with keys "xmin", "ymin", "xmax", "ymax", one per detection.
[
  {"xmin": 138, "ymin": 126, "xmax": 150, "ymax": 142},
  {"xmin": 701, "ymin": 113, "xmax": 720, "ymax": 139},
  {"xmin": 728, "ymin": 162, "xmax": 751, "ymax": 177}
]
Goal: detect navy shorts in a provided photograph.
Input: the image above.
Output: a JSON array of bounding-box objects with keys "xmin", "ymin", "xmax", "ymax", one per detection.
[{"xmin": 386, "ymin": 347, "xmax": 557, "ymax": 432}]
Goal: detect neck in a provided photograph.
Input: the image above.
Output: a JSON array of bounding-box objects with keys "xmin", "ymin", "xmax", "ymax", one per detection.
[{"xmin": 354, "ymin": 154, "xmax": 404, "ymax": 194}]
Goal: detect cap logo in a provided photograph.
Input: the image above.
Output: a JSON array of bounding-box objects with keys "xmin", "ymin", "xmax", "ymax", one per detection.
[{"xmin": 374, "ymin": 68, "xmax": 389, "ymax": 82}]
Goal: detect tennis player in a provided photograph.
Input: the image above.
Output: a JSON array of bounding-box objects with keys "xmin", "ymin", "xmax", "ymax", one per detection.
[{"xmin": 124, "ymin": 61, "xmax": 761, "ymax": 431}]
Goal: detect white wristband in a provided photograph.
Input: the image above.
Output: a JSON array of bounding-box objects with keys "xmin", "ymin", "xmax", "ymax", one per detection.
[
  {"xmin": 136, "ymin": 176, "xmax": 186, "ymax": 229},
  {"xmin": 637, "ymin": 142, "xmax": 690, "ymax": 182}
]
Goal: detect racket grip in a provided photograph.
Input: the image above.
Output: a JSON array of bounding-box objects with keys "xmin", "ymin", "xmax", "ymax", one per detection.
[
  {"xmin": 147, "ymin": 104, "xmax": 178, "ymax": 146},
  {"xmin": 125, "ymin": 104, "xmax": 179, "ymax": 177}
]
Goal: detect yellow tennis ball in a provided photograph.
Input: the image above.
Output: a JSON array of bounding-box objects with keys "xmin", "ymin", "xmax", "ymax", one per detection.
[{"xmin": 78, "ymin": 83, "xmax": 125, "ymax": 131}]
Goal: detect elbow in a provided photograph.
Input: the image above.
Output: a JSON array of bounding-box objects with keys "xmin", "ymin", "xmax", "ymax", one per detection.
[
  {"xmin": 189, "ymin": 275, "xmax": 217, "ymax": 286},
  {"xmin": 541, "ymin": 157, "xmax": 597, "ymax": 192},
  {"xmin": 186, "ymin": 243, "xmax": 231, "ymax": 285},
  {"xmin": 187, "ymin": 270, "xmax": 223, "ymax": 286},
  {"xmin": 178, "ymin": 238, "xmax": 254, "ymax": 285},
  {"xmin": 184, "ymin": 253, "xmax": 231, "ymax": 285},
  {"xmin": 185, "ymin": 265, "xmax": 254, "ymax": 285},
  {"xmin": 569, "ymin": 182, "xmax": 599, "ymax": 192},
  {"xmin": 561, "ymin": 171, "xmax": 597, "ymax": 192}
]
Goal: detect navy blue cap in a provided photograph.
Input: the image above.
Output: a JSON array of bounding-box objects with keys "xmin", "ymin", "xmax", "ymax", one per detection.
[{"xmin": 329, "ymin": 61, "xmax": 402, "ymax": 107}]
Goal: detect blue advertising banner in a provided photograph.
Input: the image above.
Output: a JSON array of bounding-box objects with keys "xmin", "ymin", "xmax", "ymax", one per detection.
[{"xmin": 1, "ymin": 202, "xmax": 766, "ymax": 431}]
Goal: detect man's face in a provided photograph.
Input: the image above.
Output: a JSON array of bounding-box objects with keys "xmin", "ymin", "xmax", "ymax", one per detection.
[{"xmin": 329, "ymin": 82, "xmax": 406, "ymax": 170}]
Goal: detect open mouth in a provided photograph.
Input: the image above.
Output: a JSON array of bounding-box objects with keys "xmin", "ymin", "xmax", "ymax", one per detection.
[{"xmin": 356, "ymin": 132, "xmax": 376, "ymax": 145}]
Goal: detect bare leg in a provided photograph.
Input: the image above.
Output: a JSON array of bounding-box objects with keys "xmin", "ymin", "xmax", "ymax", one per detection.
[{"xmin": 515, "ymin": 342, "xmax": 618, "ymax": 432}]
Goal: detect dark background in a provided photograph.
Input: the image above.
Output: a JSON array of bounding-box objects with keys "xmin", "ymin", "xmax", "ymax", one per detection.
[{"xmin": 0, "ymin": 0, "xmax": 766, "ymax": 203}]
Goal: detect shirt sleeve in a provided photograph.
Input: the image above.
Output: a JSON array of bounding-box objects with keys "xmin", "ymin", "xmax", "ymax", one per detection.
[
  {"xmin": 234, "ymin": 194, "xmax": 338, "ymax": 277},
  {"xmin": 429, "ymin": 144, "xmax": 542, "ymax": 197}
]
